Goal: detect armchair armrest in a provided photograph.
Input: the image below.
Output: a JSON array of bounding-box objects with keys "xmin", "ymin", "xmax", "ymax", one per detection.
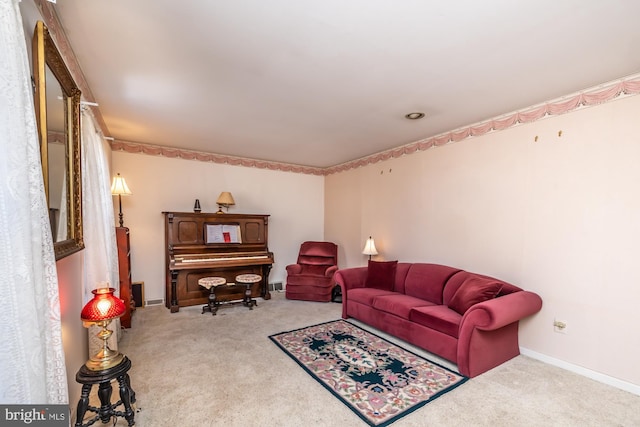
[
  {"xmin": 325, "ymin": 265, "xmax": 338, "ymax": 278},
  {"xmin": 286, "ymin": 264, "xmax": 302, "ymax": 275}
]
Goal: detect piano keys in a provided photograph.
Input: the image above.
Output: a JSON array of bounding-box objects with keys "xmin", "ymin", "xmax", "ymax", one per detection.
[
  {"xmin": 163, "ymin": 212, "xmax": 274, "ymax": 312},
  {"xmin": 170, "ymin": 252, "xmax": 272, "ymax": 269}
]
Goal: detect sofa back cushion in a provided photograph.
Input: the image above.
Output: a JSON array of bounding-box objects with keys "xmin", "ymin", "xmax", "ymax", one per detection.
[
  {"xmin": 403, "ymin": 264, "xmax": 462, "ymax": 304},
  {"xmin": 392, "ymin": 263, "xmax": 412, "ymax": 292}
]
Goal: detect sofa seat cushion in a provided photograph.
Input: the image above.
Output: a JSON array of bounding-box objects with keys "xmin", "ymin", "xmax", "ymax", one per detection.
[
  {"xmin": 371, "ymin": 294, "xmax": 435, "ymax": 319},
  {"xmin": 348, "ymin": 287, "xmax": 397, "ymax": 306},
  {"xmin": 410, "ymin": 305, "xmax": 462, "ymax": 338}
]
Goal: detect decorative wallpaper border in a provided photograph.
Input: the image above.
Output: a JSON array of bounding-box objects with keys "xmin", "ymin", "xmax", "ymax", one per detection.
[
  {"xmin": 325, "ymin": 74, "xmax": 640, "ymax": 175},
  {"xmin": 113, "ymin": 74, "xmax": 640, "ymax": 176},
  {"xmin": 110, "ymin": 141, "xmax": 327, "ymax": 176}
]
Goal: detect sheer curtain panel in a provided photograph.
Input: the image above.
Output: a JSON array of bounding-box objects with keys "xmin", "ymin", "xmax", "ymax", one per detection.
[
  {"xmin": 81, "ymin": 109, "xmax": 119, "ymax": 305},
  {"xmin": 81, "ymin": 109, "xmax": 121, "ymax": 352},
  {"xmin": 0, "ymin": 0, "xmax": 68, "ymax": 404}
]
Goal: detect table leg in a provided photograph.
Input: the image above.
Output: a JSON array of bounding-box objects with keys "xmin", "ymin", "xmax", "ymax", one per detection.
[
  {"xmin": 117, "ymin": 374, "xmax": 136, "ymax": 426},
  {"xmin": 97, "ymin": 381, "xmax": 113, "ymax": 424},
  {"xmin": 74, "ymin": 384, "xmax": 91, "ymax": 427},
  {"xmin": 125, "ymin": 373, "xmax": 136, "ymax": 404}
]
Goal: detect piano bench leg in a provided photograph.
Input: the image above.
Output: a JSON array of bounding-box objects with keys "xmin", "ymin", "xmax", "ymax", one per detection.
[
  {"xmin": 242, "ymin": 283, "xmax": 256, "ymax": 310},
  {"xmin": 202, "ymin": 288, "xmax": 218, "ymax": 315}
]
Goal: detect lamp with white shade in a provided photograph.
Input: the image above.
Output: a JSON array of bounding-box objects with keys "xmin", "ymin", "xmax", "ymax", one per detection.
[
  {"xmin": 111, "ymin": 173, "xmax": 132, "ymax": 227},
  {"xmin": 362, "ymin": 236, "xmax": 378, "ymax": 260}
]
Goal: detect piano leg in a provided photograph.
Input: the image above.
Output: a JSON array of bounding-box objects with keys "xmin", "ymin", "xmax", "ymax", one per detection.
[
  {"xmin": 170, "ymin": 271, "xmax": 180, "ymax": 313},
  {"xmin": 262, "ymin": 265, "xmax": 272, "ymax": 300}
]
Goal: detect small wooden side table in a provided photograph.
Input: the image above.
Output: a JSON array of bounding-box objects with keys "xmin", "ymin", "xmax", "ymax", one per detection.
[
  {"xmin": 235, "ymin": 274, "xmax": 262, "ymax": 310},
  {"xmin": 198, "ymin": 276, "xmax": 227, "ymax": 315},
  {"xmin": 74, "ymin": 356, "xmax": 136, "ymax": 427}
]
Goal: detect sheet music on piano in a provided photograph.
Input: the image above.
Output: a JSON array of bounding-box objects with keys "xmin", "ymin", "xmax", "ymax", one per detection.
[{"xmin": 205, "ymin": 224, "xmax": 242, "ymax": 243}]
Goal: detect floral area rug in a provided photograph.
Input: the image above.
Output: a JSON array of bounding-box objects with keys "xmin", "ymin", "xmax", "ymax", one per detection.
[{"xmin": 269, "ymin": 320, "xmax": 468, "ymax": 426}]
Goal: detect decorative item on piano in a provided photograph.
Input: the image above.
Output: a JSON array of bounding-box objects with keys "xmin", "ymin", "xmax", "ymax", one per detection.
[
  {"xmin": 194, "ymin": 199, "xmax": 201, "ymax": 213},
  {"xmin": 216, "ymin": 192, "xmax": 235, "ymax": 213},
  {"xmin": 81, "ymin": 286, "xmax": 126, "ymax": 371},
  {"xmin": 111, "ymin": 173, "xmax": 132, "ymax": 227}
]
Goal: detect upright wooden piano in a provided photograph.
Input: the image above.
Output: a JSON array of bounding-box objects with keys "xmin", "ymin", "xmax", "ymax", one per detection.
[{"xmin": 163, "ymin": 212, "xmax": 273, "ymax": 312}]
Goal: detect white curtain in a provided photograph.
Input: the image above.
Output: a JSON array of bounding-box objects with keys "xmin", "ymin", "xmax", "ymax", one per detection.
[
  {"xmin": 0, "ymin": 0, "xmax": 68, "ymax": 404},
  {"xmin": 81, "ymin": 108, "xmax": 119, "ymax": 304},
  {"xmin": 81, "ymin": 108, "xmax": 121, "ymax": 351}
]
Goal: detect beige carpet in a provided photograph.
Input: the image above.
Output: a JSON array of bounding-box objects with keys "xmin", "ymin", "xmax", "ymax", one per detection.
[{"xmin": 90, "ymin": 292, "xmax": 639, "ymax": 426}]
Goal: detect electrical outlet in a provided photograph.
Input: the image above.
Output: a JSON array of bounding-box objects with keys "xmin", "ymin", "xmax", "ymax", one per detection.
[{"xmin": 553, "ymin": 319, "xmax": 568, "ymax": 334}]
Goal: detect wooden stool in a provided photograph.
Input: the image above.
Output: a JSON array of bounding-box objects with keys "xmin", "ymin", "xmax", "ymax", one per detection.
[
  {"xmin": 235, "ymin": 274, "xmax": 262, "ymax": 310},
  {"xmin": 75, "ymin": 356, "xmax": 136, "ymax": 427},
  {"xmin": 198, "ymin": 277, "xmax": 227, "ymax": 315}
]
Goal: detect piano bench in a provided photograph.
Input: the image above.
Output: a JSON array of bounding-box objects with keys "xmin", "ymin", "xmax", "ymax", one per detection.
[
  {"xmin": 235, "ymin": 274, "xmax": 262, "ymax": 310},
  {"xmin": 198, "ymin": 277, "xmax": 227, "ymax": 315}
]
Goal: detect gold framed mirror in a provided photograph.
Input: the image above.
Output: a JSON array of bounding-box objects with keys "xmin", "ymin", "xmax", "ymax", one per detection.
[{"xmin": 33, "ymin": 21, "xmax": 84, "ymax": 260}]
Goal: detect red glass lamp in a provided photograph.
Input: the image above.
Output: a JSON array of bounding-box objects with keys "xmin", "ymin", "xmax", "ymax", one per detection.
[{"xmin": 81, "ymin": 287, "xmax": 126, "ymax": 371}]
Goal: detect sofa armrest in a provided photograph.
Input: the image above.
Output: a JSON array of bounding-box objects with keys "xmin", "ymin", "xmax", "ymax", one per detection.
[
  {"xmin": 334, "ymin": 267, "xmax": 368, "ymax": 319},
  {"xmin": 456, "ymin": 290, "xmax": 542, "ymax": 377},
  {"xmin": 461, "ymin": 291, "xmax": 543, "ymax": 331},
  {"xmin": 286, "ymin": 264, "xmax": 302, "ymax": 275},
  {"xmin": 334, "ymin": 267, "xmax": 368, "ymax": 291}
]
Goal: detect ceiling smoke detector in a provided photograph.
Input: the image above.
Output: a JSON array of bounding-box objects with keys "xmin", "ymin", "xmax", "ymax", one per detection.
[{"xmin": 404, "ymin": 112, "xmax": 425, "ymax": 120}]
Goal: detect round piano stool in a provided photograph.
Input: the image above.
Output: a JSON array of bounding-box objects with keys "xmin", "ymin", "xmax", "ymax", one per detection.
[
  {"xmin": 198, "ymin": 277, "xmax": 227, "ymax": 315},
  {"xmin": 74, "ymin": 356, "xmax": 136, "ymax": 427},
  {"xmin": 235, "ymin": 274, "xmax": 262, "ymax": 310}
]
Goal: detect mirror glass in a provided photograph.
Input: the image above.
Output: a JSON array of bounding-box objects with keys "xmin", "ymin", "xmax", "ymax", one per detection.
[
  {"xmin": 33, "ymin": 21, "xmax": 84, "ymax": 259},
  {"xmin": 45, "ymin": 64, "xmax": 68, "ymax": 242}
]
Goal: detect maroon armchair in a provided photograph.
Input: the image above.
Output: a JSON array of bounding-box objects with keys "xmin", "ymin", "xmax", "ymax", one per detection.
[{"xmin": 285, "ymin": 241, "xmax": 338, "ymax": 302}]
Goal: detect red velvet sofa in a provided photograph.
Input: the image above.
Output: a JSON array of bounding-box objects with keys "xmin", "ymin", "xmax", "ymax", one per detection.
[{"xmin": 334, "ymin": 262, "xmax": 542, "ymax": 377}]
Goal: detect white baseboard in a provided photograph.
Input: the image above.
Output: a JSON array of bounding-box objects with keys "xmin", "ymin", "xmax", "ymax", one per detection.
[{"xmin": 520, "ymin": 347, "xmax": 640, "ymax": 396}]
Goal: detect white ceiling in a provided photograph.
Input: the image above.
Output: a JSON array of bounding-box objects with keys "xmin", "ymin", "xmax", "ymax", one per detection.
[{"xmin": 52, "ymin": 0, "xmax": 640, "ymax": 168}]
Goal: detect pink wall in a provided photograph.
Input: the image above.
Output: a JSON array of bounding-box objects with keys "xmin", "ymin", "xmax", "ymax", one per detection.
[
  {"xmin": 111, "ymin": 151, "xmax": 325, "ymax": 304},
  {"xmin": 55, "ymin": 252, "xmax": 87, "ymax": 412},
  {"xmin": 325, "ymin": 95, "xmax": 640, "ymax": 390}
]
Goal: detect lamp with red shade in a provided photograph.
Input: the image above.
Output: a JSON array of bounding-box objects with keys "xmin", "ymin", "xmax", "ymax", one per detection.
[{"xmin": 81, "ymin": 287, "xmax": 126, "ymax": 371}]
